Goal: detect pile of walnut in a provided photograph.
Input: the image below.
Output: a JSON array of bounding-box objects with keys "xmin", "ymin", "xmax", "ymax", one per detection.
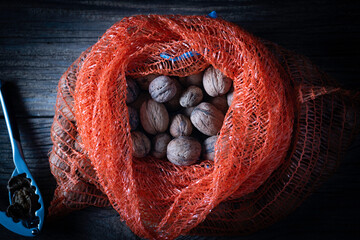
[
  {"xmin": 127, "ymin": 66, "xmax": 234, "ymax": 166},
  {"xmin": 6, "ymin": 174, "xmax": 40, "ymax": 221}
]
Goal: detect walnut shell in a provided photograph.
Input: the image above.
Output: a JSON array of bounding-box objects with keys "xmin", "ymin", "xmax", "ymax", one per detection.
[
  {"xmin": 165, "ymin": 79, "xmax": 183, "ymax": 111},
  {"xmin": 209, "ymin": 96, "xmax": 228, "ymax": 115},
  {"xmin": 127, "ymin": 106, "xmax": 139, "ymax": 130},
  {"xmin": 140, "ymin": 99, "xmax": 169, "ymax": 135},
  {"xmin": 52, "ymin": 116, "xmax": 76, "ymax": 154},
  {"xmin": 135, "ymin": 74, "xmax": 159, "ymax": 90},
  {"xmin": 59, "ymin": 79, "xmax": 76, "ymax": 122},
  {"xmin": 74, "ymin": 134, "xmax": 84, "ymax": 153},
  {"xmin": 170, "ymin": 114, "xmax": 193, "ymax": 137},
  {"xmin": 131, "ymin": 131, "xmax": 151, "ymax": 158},
  {"xmin": 227, "ymin": 91, "xmax": 234, "ymax": 106},
  {"xmin": 49, "ymin": 151, "xmax": 70, "ymax": 180},
  {"xmin": 179, "ymin": 86, "xmax": 203, "ymax": 108},
  {"xmin": 202, "ymin": 136, "xmax": 218, "ymax": 161},
  {"xmin": 149, "ymin": 76, "xmax": 177, "ymax": 103},
  {"xmin": 151, "ymin": 133, "xmax": 172, "ymax": 158},
  {"xmin": 167, "ymin": 136, "xmax": 201, "ymax": 166},
  {"xmin": 126, "ymin": 77, "xmax": 140, "ymax": 104},
  {"xmin": 60, "ymin": 95, "xmax": 76, "ymax": 122},
  {"xmin": 7, "ymin": 175, "xmax": 39, "ymax": 220},
  {"xmin": 179, "ymin": 72, "xmax": 203, "ymax": 87},
  {"xmin": 190, "ymin": 102, "xmax": 225, "ymax": 136},
  {"xmin": 203, "ymin": 66, "xmax": 232, "ymax": 97}
]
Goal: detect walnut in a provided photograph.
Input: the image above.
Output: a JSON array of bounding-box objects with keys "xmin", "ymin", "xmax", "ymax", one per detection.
[
  {"xmin": 169, "ymin": 114, "xmax": 192, "ymax": 137},
  {"xmin": 227, "ymin": 91, "xmax": 234, "ymax": 106},
  {"xmin": 190, "ymin": 102, "xmax": 225, "ymax": 136},
  {"xmin": 140, "ymin": 99, "xmax": 169, "ymax": 135},
  {"xmin": 127, "ymin": 106, "xmax": 139, "ymax": 130},
  {"xmin": 202, "ymin": 136, "xmax": 218, "ymax": 161},
  {"xmin": 60, "ymin": 96, "xmax": 76, "ymax": 122},
  {"xmin": 179, "ymin": 72, "xmax": 203, "ymax": 87},
  {"xmin": 131, "ymin": 131, "xmax": 151, "ymax": 158},
  {"xmin": 151, "ymin": 133, "xmax": 172, "ymax": 158},
  {"xmin": 59, "ymin": 79, "xmax": 76, "ymax": 122},
  {"xmin": 179, "ymin": 86, "xmax": 203, "ymax": 108},
  {"xmin": 49, "ymin": 151, "xmax": 70, "ymax": 180},
  {"xmin": 209, "ymin": 96, "xmax": 228, "ymax": 115},
  {"xmin": 52, "ymin": 116, "xmax": 76, "ymax": 154},
  {"xmin": 6, "ymin": 174, "xmax": 39, "ymax": 220},
  {"xmin": 165, "ymin": 79, "xmax": 183, "ymax": 111},
  {"xmin": 126, "ymin": 77, "xmax": 140, "ymax": 104},
  {"xmin": 182, "ymin": 107, "xmax": 195, "ymax": 117},
  {"xmin": 166, "ymin": 136, "xmax": 201, "ymax": 166},
  {"xmin": 74, "ymin": 134, "xmax": 84, "ymax": 153},
  {"xmin": 203, "ymin": 66, "xmax": 232, "ymax": 97},
  {"xmin": 135, "ymin": 74, "xmax": 159, "ymax": 90},
  {"xmin": 149, "ymin": 76, "xmax": 177, "ymax": 103}
]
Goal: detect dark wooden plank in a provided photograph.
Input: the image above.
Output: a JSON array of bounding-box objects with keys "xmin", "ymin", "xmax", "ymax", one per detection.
[
  {"xmin": 0, "ymin": 0, "xmax": 359, "ymax": 239},
  {"xmin": 0, "ymin": 0, "xmax": 359, "ymax": 116}
]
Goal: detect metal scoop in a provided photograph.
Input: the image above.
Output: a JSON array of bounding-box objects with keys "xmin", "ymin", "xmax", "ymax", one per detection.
[{"xmin": 0, "ymin": 80, "xmax": 44, "ymax": 236}]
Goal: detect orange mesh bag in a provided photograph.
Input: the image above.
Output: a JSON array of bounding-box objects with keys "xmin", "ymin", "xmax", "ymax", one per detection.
[{"xmin": 48, "ymin": 15, "xmax": 360, "ymax": 239}]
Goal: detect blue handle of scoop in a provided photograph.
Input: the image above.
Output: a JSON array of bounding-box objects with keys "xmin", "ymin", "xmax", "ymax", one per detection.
[{"xmin": 0, "ymin": 80, "xmax": 45, "ymax": 237}]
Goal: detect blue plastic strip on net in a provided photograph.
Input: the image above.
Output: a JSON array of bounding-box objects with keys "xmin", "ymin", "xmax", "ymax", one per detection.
[{"xmin": 159, "ymin": 51, "xmax": 201, "ymax": 62}]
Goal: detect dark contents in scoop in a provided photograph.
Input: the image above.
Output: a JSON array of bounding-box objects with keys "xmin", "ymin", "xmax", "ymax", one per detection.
[{"xmin": 6, "ymin": 173, "xmax": 40, "ymax": 221}]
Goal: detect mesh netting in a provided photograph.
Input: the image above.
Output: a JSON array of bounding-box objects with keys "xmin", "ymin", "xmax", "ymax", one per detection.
[{"xmin": 48, "ymin": 15, "xmax": 360, "ymax": 239}]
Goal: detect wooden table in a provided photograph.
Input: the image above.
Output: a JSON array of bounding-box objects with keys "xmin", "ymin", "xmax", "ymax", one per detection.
[{"xmin": 1, "ymin": 1, "xmax": 359, "ymax": 239}]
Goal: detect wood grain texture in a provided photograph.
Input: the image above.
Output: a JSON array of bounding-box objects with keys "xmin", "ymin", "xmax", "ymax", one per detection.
[{"xmin": 0, "ymin": 0, "xmax": 359, "ymax": 239}]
